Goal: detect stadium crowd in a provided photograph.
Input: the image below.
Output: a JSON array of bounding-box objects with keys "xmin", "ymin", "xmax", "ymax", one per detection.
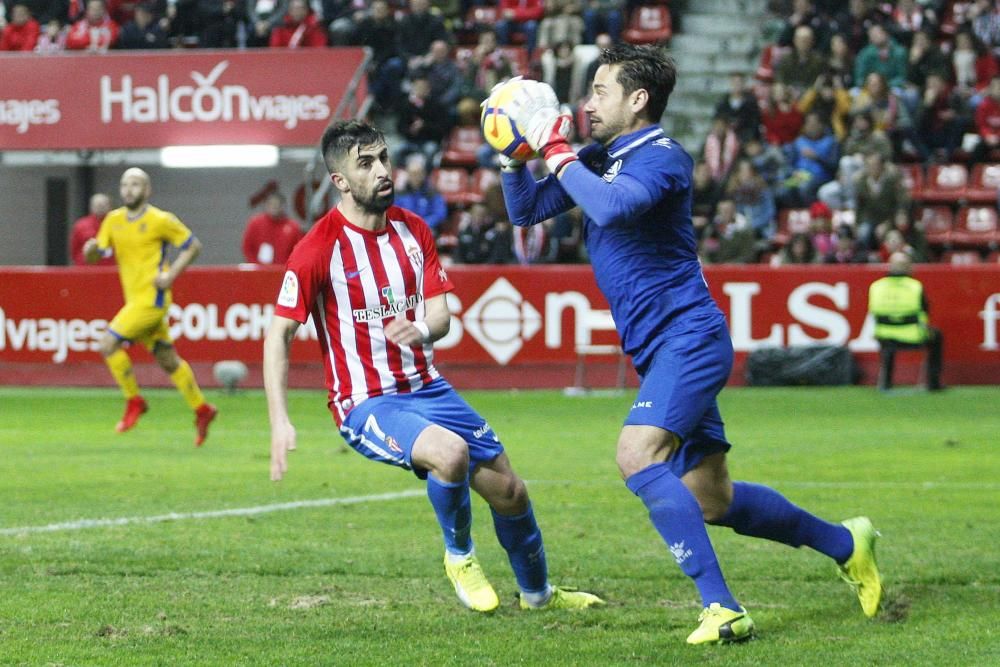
[{"xmin": 5, "ymin": 0, "xmax": 999, "ymax": 266}]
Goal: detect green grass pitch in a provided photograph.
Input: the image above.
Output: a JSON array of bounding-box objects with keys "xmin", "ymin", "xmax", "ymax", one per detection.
[{"xmin": 1, "ymin": 385, "xmax": 998, "ymax": 665}]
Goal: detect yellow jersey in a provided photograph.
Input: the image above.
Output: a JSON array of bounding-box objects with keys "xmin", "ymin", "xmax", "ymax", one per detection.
[{"xmin": 96, "ymin": 204, "xmax": 194, "ymax": 308}]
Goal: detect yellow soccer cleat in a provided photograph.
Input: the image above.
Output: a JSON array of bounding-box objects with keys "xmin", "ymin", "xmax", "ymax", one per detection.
[
  {"xmin": 839, "ymin": 516, "xmax": 883, "ymax": 618},
  {"xmin": 444, "ymin": 553, "xmax": 500, "ymax": 613},
  {"xmin": 519, "ymin": 586, "xmax": 606, "ymax": 610},
  {"xmin": 686, "ymin": 603, "xmax": 755, "ymax": 645}
]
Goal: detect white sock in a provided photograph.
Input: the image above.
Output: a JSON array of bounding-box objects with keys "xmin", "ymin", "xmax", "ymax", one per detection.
[
  {"xmin": 520, "ymin": 584, "xmax": 554, "ymax": 608},
  {"xmin": 445, "ymin": 548, "xmax": 474, "ymax": 565}
]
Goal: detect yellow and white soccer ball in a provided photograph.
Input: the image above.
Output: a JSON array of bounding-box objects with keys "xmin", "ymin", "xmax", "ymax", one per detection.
[{"xmin": 480, "ymin": 77, "xmax": 536, "ymax": 162}]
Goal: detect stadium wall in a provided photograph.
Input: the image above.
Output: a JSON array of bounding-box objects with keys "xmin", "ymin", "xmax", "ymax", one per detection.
[{"xmin": 2, "ymin": 265, "xmax": 998, "ymax": 389}]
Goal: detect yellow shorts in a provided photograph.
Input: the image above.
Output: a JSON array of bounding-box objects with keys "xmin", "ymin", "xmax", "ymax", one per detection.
[{"xmin": 107, "ymin": 303, "xmax": 173, "ymax": 351}]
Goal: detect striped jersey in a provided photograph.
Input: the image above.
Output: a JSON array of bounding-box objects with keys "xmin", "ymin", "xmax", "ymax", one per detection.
[{"xmin": 273, "ymin": 205, "xmax": 454, "ymax": 425}]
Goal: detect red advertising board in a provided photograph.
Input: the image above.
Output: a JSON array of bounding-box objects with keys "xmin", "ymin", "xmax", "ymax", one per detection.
[
  {"xmin": 0, "ymin": 49, "xmax": 367, "ymax": 150},
  {"xmin": 1, "ymin": 265, "xmax": 998, "ymax": 387}
]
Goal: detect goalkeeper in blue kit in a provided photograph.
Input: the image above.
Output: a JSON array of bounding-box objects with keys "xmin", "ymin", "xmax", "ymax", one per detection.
[{"xmin": 494, "ymin": 45, "xmax": 883, "ymax": 644}]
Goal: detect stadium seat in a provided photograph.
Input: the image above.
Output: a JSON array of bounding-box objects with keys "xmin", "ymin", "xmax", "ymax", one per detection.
[
  {"xmin": 622, "ymin": 5, "xmax": 673, "ymax": 45},
  {"xmin": 921, "ymin": 164, "xmax": 969, "ymax": 203},
  {"xmin": 917, "ymin": 206, "xmax": 954, "ymax": 246},
  {"xmin": 988, "ymin": 251, "xmax": 1000, "ymax": 262},
  {"xmin": 440, "ymin": 126, "xmax": 484, "ymax": 168},
  {"xmin": 430, "ymin": 168, "xmax": 476, "ymax": 206},
  {"xmin": 952, "ymin": 206, "xmax": 1000, "ymax": 248},
  {"xmin": 772, "ymin": 208, "xmax": 812, "ymax": 247},
  {"xmin": 899, "ymin": 163, "xmax": 925, "ymax": 201},
  {"xmin": 963, "ymin": 163, "xmax": 1000, "ymax": 204},
  {"xmin": 941, "ymin": 250, "xmax": 983, "ymax": 264}
]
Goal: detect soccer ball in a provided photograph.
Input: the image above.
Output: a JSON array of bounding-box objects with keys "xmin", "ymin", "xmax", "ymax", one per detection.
[{"xmin": 481, "ymin": 78, "xmax": 536, "ymax": 162}]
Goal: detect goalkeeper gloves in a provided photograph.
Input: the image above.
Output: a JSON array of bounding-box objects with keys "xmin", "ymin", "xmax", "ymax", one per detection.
[{"xmin": 510, "ymin": 81, "xmax": 578, "ymax": 176}]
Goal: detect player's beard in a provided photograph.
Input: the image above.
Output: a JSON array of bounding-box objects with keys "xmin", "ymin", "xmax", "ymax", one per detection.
[
  {"xmin": 355, "ymin": 179, "xmax": 394, "ymax": 214},
  {"xmin": 123, "ymin": 193, "xmax": 147, "ymax": 212}
]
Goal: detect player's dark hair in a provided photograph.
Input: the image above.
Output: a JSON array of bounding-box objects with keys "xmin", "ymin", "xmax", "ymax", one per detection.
[
  {"xmin": 320, "ymin": 120, "xmax": 386, "ymax": 174},
  {"xmin": 598, "ymin": 44, "xmax": 676, "ymax": 122}
]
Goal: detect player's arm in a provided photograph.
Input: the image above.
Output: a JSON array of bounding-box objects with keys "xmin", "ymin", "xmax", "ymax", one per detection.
[
  {"xmin": 384, "ymin": 293, "xmax": 450, "ymax": 347},
  {"xmin": 501, "ymin": 169, "xmax": 576, "ymax": 227},
  {"xmin": 155, "ymin": 236, "xmax": 202, "ymax": 290},
  {"xmin": 264, "ymin": 313, "xmax": 300, "ymax": 481}
]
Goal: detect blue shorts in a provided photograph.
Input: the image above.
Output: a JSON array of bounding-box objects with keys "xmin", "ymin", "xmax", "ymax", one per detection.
[
  {"xmin": 339, "ymin": 378, "xmax": 505, "ymax": 479},
  {"xmin": 624, "ymin": 321, "xmax": 733, "ymax": 477}
]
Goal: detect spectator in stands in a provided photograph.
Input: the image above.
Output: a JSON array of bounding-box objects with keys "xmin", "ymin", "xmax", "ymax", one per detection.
[
  {"xmin": 0, "ymin": 3, "xmax": 39, "ymax": 50},
  {"xmin": 778, "ymin": 0, "xmax": 830, "ymax": 51},
  {"xmin": 823, "ymin": 224, "xmax": 866, "ymax": 263},
  {"xmin": 808, "ymin": 200, "xmax": 837, "ymax": 257},
  {"xmin": 828, "ymin": 32, "xmax": 855, "ymax": 88},
  {"xmin": 13, "ymin": 0, "xmax": 71, "ymax": 25},
  {"xmin": 118, "ymin": 1, "xmax": 166, "ymax": 48},
  {"xmin": 496, "ymin": 0, "xmax": 543, "ymax": 56},
  {"xmin": 513, "ymin": 223, "xmax": 548, "ymax": 264},
  {"xmin": 538, "ymin": 0, "xmax": 584, "ymax": 52},
  {"xmin": 398, "ymin": 0, "xmax": 450, "ymax": 66},
  {"xmin": 877, "ymin": 227, "xmax": 914, "ymax": 263},
  {"xmin": 882, "ymin": 207, "xmax": 929, "ymax": 263},
  {"xmin": 714, "ymin": 72, "xmax": 762, "ymax": 143},
  {"xmin": 702, "ymin": 115, "xmax": 740, "ymax": 184},
  {"xmin": 691, "ymin": 159, "xmax": 720, "ymax": 230},
  {"xmin": 460, "ymin": 28, "xmax": 517, "ymax": 100},
  {"xmin": 162, "ymin": 0, "xmax": 201, "ymax": 46},
  {"xmin": 970, "ymin": 0, "xmax": 1000, "ymax": 52},
  {"xmin": 761, "ymin": 82, "xmax": 804, "ymax": 146},
  {"xmin": 351, "ymin": 0, "xmax": 405, "ymax": 113},
  {"xmin": 868, "ymin": 252, "xmax": 943, "ymax": 391},
  {"xmin": 782, "ymin": 111, "xmax": 839, "ymax": 206},
  {"xmin": 541, "ymin": 40, "xmax": 577, "ymax": 103},
  {"xmin": 725, "ymin": 158, "xmax": 776, "ymax": 239},
  {"xmin": 395, "ymin": 74, "xmax": 450, "ymax": 166},
  {"xmin": 241, "ymin": 192, "xmax": 304, "ymax": 265},
  {"xmin": 797, "ymin": 73, "xmax": 852, "ymax": 140},
  {"xmin": 854, "ymin": 150, "xmax": 909, "ymax": 249},
  {"xmin": 455, "ymin": 202, "xmax": 515, "ymax": 264},
  {"xmin": 411, "ymin": 39, "xmax": 464, "ymax": 112},
  {"xmin": 906, "ymin": 29, "xmax": 950, "ymax": 93},
  {"xmin": 743, "ymin": 135, "xmax": 787, "ymax": 187},
  {"xmin": 702, "ymin": 199, "xmax": 759, "ymax": 264},
  {"xmin": 889, "ymin": 0, "xmax": 936, "ymax": 47},
  {"xmin": 854, "ymin": 23, "xmax": 908, "ymax": 90},
  {"xmin": 582, "ymin": 0, "xmax": 621, "ymax": 44},
  {"xmin": 776, "ymin": 25, "xmax": 828, "ymax": 95},
  {"xmin": 325, "ymin": 0, "xmax": 360, "ymax": 46},
  {"xmin": 269, "ymin": 0, "xmax": 327, "ymax": 47},
  {"xmin": 33, "ymin": 15, "xmax": 66, "ymax": 50},
  {"xmin": 394, "ymin": 154, "xmax": 448, "ymax": 234},
  {"xmin": 65, "ymin": 0, "xmax": 118, "ymax": 50},
  {"xmin": 198, "ymin": 0, "xmax": 247, "ymax": 48},
  {"xmin": 777, "ymin": 232, "xmax": 819, "ymax": 265},
  {"xmin": 70, "ymin": 193, "xmax": 114, "ymax": 266},
  {"xmin": 851, "ymin": 71, "xmax": 912, "ymax": 152},
  {"xmin": 843, "ymin": 108, "xmax": 893, "ymax": 159},
  {"xmin": 915, "ymin": 71, "xmax": 970, "ymax": 162},
  {"xmin": 952, "ymin": 30, "xmax": 999, "ymax": 93},
  {"xmin": 974, "ymin": 74, "xmax": 1000, "ymax": 155}
]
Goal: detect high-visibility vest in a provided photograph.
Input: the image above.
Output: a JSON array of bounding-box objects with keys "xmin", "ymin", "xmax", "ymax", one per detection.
[{"xmin": 868, "ymin": 275, "xmax": 928, "ymax": 344}]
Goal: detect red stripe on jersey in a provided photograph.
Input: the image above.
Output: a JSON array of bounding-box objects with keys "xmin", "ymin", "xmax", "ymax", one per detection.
[
  {"xmin": 336, "ymin": 229, "xmax": 384, "ymax": 398},
  {"xmin": 386, "ymin": 223, "xmax": 433, "ymax": 386},
  {"xmin": 363, "ymin": 232, "xmax": 411, "ymax": 393}
]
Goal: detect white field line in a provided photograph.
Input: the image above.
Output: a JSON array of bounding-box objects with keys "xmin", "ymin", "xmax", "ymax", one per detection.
[
  {"xmin": 2, "ymin": 479, "xmax": 996, "ymax": 537},
  {"xmin": 0, "ymin": 489, "xmax": 425, "ymax": 536}
]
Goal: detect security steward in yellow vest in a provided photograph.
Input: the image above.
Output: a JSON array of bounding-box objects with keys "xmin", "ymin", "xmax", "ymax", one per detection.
[{"xmin": 867, "ymin": 252, "xmax": 943, "ymax": 391}]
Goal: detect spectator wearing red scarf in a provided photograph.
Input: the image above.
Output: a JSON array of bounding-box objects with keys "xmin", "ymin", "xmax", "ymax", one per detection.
[
  {"xmin": 269, "ymin": 0, "xmax": 328, "ymax": 48},
  {"xmin": 65, "ymin": 0, "xmax": 119, "ymax": 51}
]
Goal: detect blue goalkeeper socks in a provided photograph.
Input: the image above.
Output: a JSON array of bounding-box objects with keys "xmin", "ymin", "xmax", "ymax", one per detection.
[
  {"xmin": 492, "ymin": 504, "xmax": 548, "ymax": 594},
  {"xmin": 626, "ymin": 463, "xmax": 740, "ymax": 612},
  {"xmin": 717, "ymin": 481, "xmax": 854, "ymax": 564},
  {"xmin": 427, "ymin": 474, "xmax": 473, "ymax": 555}
]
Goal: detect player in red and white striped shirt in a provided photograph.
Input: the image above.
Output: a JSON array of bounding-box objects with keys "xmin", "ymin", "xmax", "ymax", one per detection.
[{"xmin": 263, "ymin": 121, "xmax": 603, "ymax": 613}]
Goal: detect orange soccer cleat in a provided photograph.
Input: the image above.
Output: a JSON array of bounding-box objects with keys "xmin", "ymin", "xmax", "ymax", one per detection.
[
  {"xmin": 194, "ymin": 403, "xmax": 218, "ymax": 447},
  {"xmin": 116, "ymin": 396, "xmax": 148, "ymax": 433}
]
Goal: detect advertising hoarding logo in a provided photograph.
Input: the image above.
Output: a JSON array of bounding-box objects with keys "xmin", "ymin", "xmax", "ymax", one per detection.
[{"xmin": 461, "ymin": 278, "xmax": 541, "ymax": 364}]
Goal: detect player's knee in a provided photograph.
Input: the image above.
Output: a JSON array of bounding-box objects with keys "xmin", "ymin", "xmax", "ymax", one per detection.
[
  {"xmin": 427, "ymin": 432, "xmax": 469, "ymax": 482},
  {"xmin": 489, "ymin": 475, "xmax": 529, "ymax": 515},
  {"xmin": 97, "ymin": 335, "xmax": 119, "ymax": 357},
  {"xmin": 155, "ymin": 346, "xmax": 180, "ymax": 373}
]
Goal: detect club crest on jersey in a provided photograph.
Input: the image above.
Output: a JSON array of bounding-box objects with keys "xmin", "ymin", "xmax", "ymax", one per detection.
[
  {"xmin": 602, "ymin": 159, "xmax": 623, "ymax": 183},
  {"xmin": 277, "ymin": 270, "xmax": 299, "ymax": 308},
  {"xmin": 438, "ymin": 267, "xmax": 448, "ymax": 283},
  {"xmin": 405, "ymin": 244, "xmax": 422, "ymax": 268}
]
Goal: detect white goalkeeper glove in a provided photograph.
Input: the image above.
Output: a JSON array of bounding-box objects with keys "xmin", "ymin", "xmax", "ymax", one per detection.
[{"xmin": 509, "ymin": 80, "xmax": 578, "ymax": 176}]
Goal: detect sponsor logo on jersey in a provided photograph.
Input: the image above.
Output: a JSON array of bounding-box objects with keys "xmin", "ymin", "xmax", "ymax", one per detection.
[
  {"xmin": 652, "ymin": 137, "xmax": 672, "ymax": 149},
  {"xmin": 632, "ymin": 400, "xmax": 653, "ymax": 409},
  {"xmin": 473, "ymin": 422, "xmax": 492, "ymax": 439},
  {"xmin": 277, "ymin": 270, "xmax": 299, "ymax": 308},
  {"xmin": 353, "ymin": 293, "xmax": 424, "ymax": 322},
  {"xmin": 602, "ymin": 159, "xmax": 623, "ymax": 183},
  {"xmin": 669, "ymin": 541, "xmax": 693, "ymax": 565}
]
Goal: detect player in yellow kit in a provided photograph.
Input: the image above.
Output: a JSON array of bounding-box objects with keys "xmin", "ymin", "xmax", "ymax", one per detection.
[{"xmin": 83, "ymin": 168, "xmax": 218, "ymax": 445}]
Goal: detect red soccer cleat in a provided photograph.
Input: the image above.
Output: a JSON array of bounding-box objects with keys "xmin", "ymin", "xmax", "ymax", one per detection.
[
  {"xmin": 116, "ymin": 396, "xmax": 148, "ymax": 433},
  {"xmin": 194, "ymin": 403, "xmax": 218, "ymax": 447}
]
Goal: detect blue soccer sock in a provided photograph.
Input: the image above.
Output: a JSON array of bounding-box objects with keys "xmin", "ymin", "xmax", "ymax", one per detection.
[
  {"xmin": 491, "ymin": 504, "xmax": 548, "ymax": 594},
  {"xmin": 427, "ymin": 475, "xmax": 473, "ymax": 555},
  {"xmin": 716, "ymin": 481, "xmax": 854, "ymax": 564},
  {"xmin": 626, "ymin": 463, "xmax": 739, "ymax": 612}
]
